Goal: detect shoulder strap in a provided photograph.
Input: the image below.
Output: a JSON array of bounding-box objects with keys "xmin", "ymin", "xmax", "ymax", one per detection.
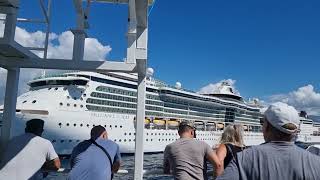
[
  {"xmin": 226, "ymin": 144, "xmax": 242, "ymax": 180},
  {"xmin": 226, "ymin": 144, "xmax": 235, "ymax": 157},
  {"xmin": 90, "ymin": 139, "xmax": 114, "ymax": 179}
]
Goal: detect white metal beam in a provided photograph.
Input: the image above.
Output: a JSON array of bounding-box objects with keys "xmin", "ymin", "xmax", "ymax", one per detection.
[
  {"xmin": 134, "ymin": 58, "xmax": 146, "ymax": 180},
  {"xmin": 126, "ymin": 0, "xmax": 137, "ymax": 64},
  {"xmin": 0, "ymin": 68, "xmax": 20, "ymax": 154},
  {"xmin": 71, "ymin": 29, "xmax": 87, "ymax": 62},
  {"xmin": 133, "ymin": 0, "xmax": 148, "ymax": 179},
  {"xmin": 0, "ymin": 57, "xmax": 137, "ymax": 72},
  {"xmin": 43, "ymin": 0, "xmax": 52, "ymax": 59},
  {"xmin": 2, "ymin": 6, "xmax": 17, "ymax": 43},
  {"xmin": 135, "ymin": 0, "xmax": 148, "ymax": 60}
]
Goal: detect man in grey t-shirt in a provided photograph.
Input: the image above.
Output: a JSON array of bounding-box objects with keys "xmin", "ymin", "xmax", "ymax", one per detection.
[
  {"xmin": 217, "ymin": 102, "xmax": 320, "ymax": 180},
  {"xmin": 163, "ymin": 121, "xmax": 221, "ymax": 180}
]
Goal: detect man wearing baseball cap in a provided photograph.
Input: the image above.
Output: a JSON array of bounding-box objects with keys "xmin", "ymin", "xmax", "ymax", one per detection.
[
  {"xmin": 217, "ymin": 102, "xmax": 320, "ymax": 180},
  {"xmin": 163, "ymin": 121, "xmax": 221, "ymax": 180}
]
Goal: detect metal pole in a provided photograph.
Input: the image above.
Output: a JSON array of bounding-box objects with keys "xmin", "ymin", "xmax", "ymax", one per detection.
[
  {"xmin": 71, "ymin": 30, "xmax": 86, "ymax": 61},
  {"xmin": 72, "ymin": 0, "xmax": 86, "ymax": 62},
  {"xmin": 126, "ymin": 0, "xmax": 137, "ymax": 63},
  {"xmin": 0, "ymin": 68, "xmax": 20, "ymax": 155},
  {"xmin": 134, "ymin": 59, "xmax": 146, "ymax": 180},
  {"xmin": 43, "ymin": 0, "xmax": 52, "ymax": 59},
  {"xmin": 2, "ymin": 7, "xmax": 17, "ymax": 43}
]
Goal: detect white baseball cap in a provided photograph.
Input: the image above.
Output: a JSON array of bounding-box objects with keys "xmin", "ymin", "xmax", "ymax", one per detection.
[{"xmin": 264, "ymin": 102, "xmax": 300, "ymax": 134}]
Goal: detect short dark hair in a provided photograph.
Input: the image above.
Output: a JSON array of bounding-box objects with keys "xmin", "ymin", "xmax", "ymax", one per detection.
[
  {"xmin": 178, "ymin": 124, "xmax": 194, "ymax": 134},
  {"xmin": 90, "ymin": 125, "xmax": 106, "ymax": 140},
  {"xmin": 25, "ymin": 119, "xmax": 44, "ymax": 134}
]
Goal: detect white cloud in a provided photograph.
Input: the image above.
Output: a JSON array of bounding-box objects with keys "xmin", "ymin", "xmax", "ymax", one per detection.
[
  {"xmin": 268, "ymin": 85, "xmax": 320, "ymax": 115},
  {"xmin": 197, "ymin": 79, "xmax": 240, "ymax": 95},
  {"xmin": 0, "ymin": 16, "xmax": 112, "ymax": 103}
]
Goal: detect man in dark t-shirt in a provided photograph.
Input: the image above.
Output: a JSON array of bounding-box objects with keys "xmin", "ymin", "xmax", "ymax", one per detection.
[{"xmin": 217, "ymin": 102, "xmax": 320, "ymax": 180}]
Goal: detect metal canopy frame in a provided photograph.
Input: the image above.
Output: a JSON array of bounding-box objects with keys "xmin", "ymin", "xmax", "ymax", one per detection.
[{"xmin": 0, "ymin": 0, "xmax": 149, "ymax": 179}]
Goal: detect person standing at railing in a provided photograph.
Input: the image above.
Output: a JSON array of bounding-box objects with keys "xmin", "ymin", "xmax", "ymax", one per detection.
[
  {"xmin": 0, "ymin": 119, "xmax": 61, "ymax": 180},
  {"xmin": 214, "ymin": 124, "xmax": 245, "ymax": 178},
  {"xmin": 217, "ymin": 102, "xmax": 320, "ymax": 180},
  {"xmin": 163, "ymin": 121, "xmax": 222, "ymax": 180},
  {"xmin": 68, "ymin": 125, "xmax": 121, "ymax": 180}
]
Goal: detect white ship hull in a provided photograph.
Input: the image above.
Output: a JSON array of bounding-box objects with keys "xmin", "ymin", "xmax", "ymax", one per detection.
[
  {"xmin": 4, "ymin": 110, "xmax": 319, "ymax": 154},
  {"xmin": 4, "ymin": 111, "xmax": 265, "ymax": 154}
]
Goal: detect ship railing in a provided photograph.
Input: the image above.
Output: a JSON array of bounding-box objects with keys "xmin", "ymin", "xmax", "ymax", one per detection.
[
  {"xmin": 33, "ymin": 74, "xmax": 68, "ymax": 80},
  {"xmin": 43, "ymin": 168, "xmax": 215, "ymax": 179}
]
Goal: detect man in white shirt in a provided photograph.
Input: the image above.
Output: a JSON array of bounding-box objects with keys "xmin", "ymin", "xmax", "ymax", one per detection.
[{"xmin": 0, "ymin": 119, "xmax": 61, "ymax": 180}]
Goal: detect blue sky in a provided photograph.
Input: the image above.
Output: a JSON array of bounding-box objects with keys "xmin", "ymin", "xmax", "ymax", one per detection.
[{"xmin": 1, "ymin": 0, "xmax": 319, "ymax": 114}]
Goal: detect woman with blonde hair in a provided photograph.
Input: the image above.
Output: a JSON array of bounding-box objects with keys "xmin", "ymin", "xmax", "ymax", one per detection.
[{"xmin": 214, "ymin": 124, "xmax": 245, "ymax": 177}]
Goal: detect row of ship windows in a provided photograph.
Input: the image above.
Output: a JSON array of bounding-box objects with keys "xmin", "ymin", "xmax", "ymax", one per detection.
[
  {"xmin": 97, "ymin": 86, "xmax": 137, "ymax": 97},
  {"xmin": 59, "ymin": 103, "xmax": 84, "ymax": 108},
  {"xmin": 52, "ymin": 138, "xmax": 215, "ymax": 144},
  {"xmin": 58, "ymin": 123, "xmax": 123, "ymax": 129},
  {"xmin": 93, "ymin": 88, "xmax": 259, "ymax": 117},
  {"xmin": 47, "ymin": 87, "xmax": 87, "ymax": 98},
  {"xmin": 91, "ymin": 92, "xmax": 136, "ymax": 102},
  {"xmin": 91, "ymin": 92, "xmax": 163, "ymax": 107},
  {"xmin": 87, "ymin": 97, "xmax": 257, "ymax": 120},
  {"xmin": 96, "ymin": 86, "xmax": 161, "ymax": 101},
  {"xmin": 87, "ymin": 105, "xmax": 136, "ymax": 114},
  {"xmin": 22, "ymin": 100, "xmax": 37, "ymax": 104},
  {"xmin": 85, "ymin": 105, "xmax": 258, "ymax": 123},
  {"xmin": 56, "ymin": 123, "xmax": 215, "ymax": 137},
  {"xmin": 86, "ymin": 103, "xmax": 226, "ymax": 120},
  {"xmin": 162, "ymin": 91, "xmax": 259, "ymax": 112},
  {"xmin": 87, "ymin": 98, "xmax": 137, "ymax": 108},
  {"xmin": 97, "ymin": 84, "xmax": 251, "ymax": 112}
]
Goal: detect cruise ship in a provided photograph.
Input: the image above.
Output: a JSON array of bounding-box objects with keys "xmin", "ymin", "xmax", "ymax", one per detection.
[{"xmin": 0, "ymin": 70, "xmax": 319, "ymax": 154}]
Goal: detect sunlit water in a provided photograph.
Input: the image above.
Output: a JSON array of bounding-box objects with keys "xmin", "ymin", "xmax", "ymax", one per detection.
[{"xmin": 45, "ymin": 153, "xmax": 214, "ymax": 180}]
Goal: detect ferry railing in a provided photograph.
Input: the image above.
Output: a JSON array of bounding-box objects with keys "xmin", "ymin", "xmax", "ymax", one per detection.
[{"xmin": 43, "ymin": 168, "xmax": 216, "ymax": 179}]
